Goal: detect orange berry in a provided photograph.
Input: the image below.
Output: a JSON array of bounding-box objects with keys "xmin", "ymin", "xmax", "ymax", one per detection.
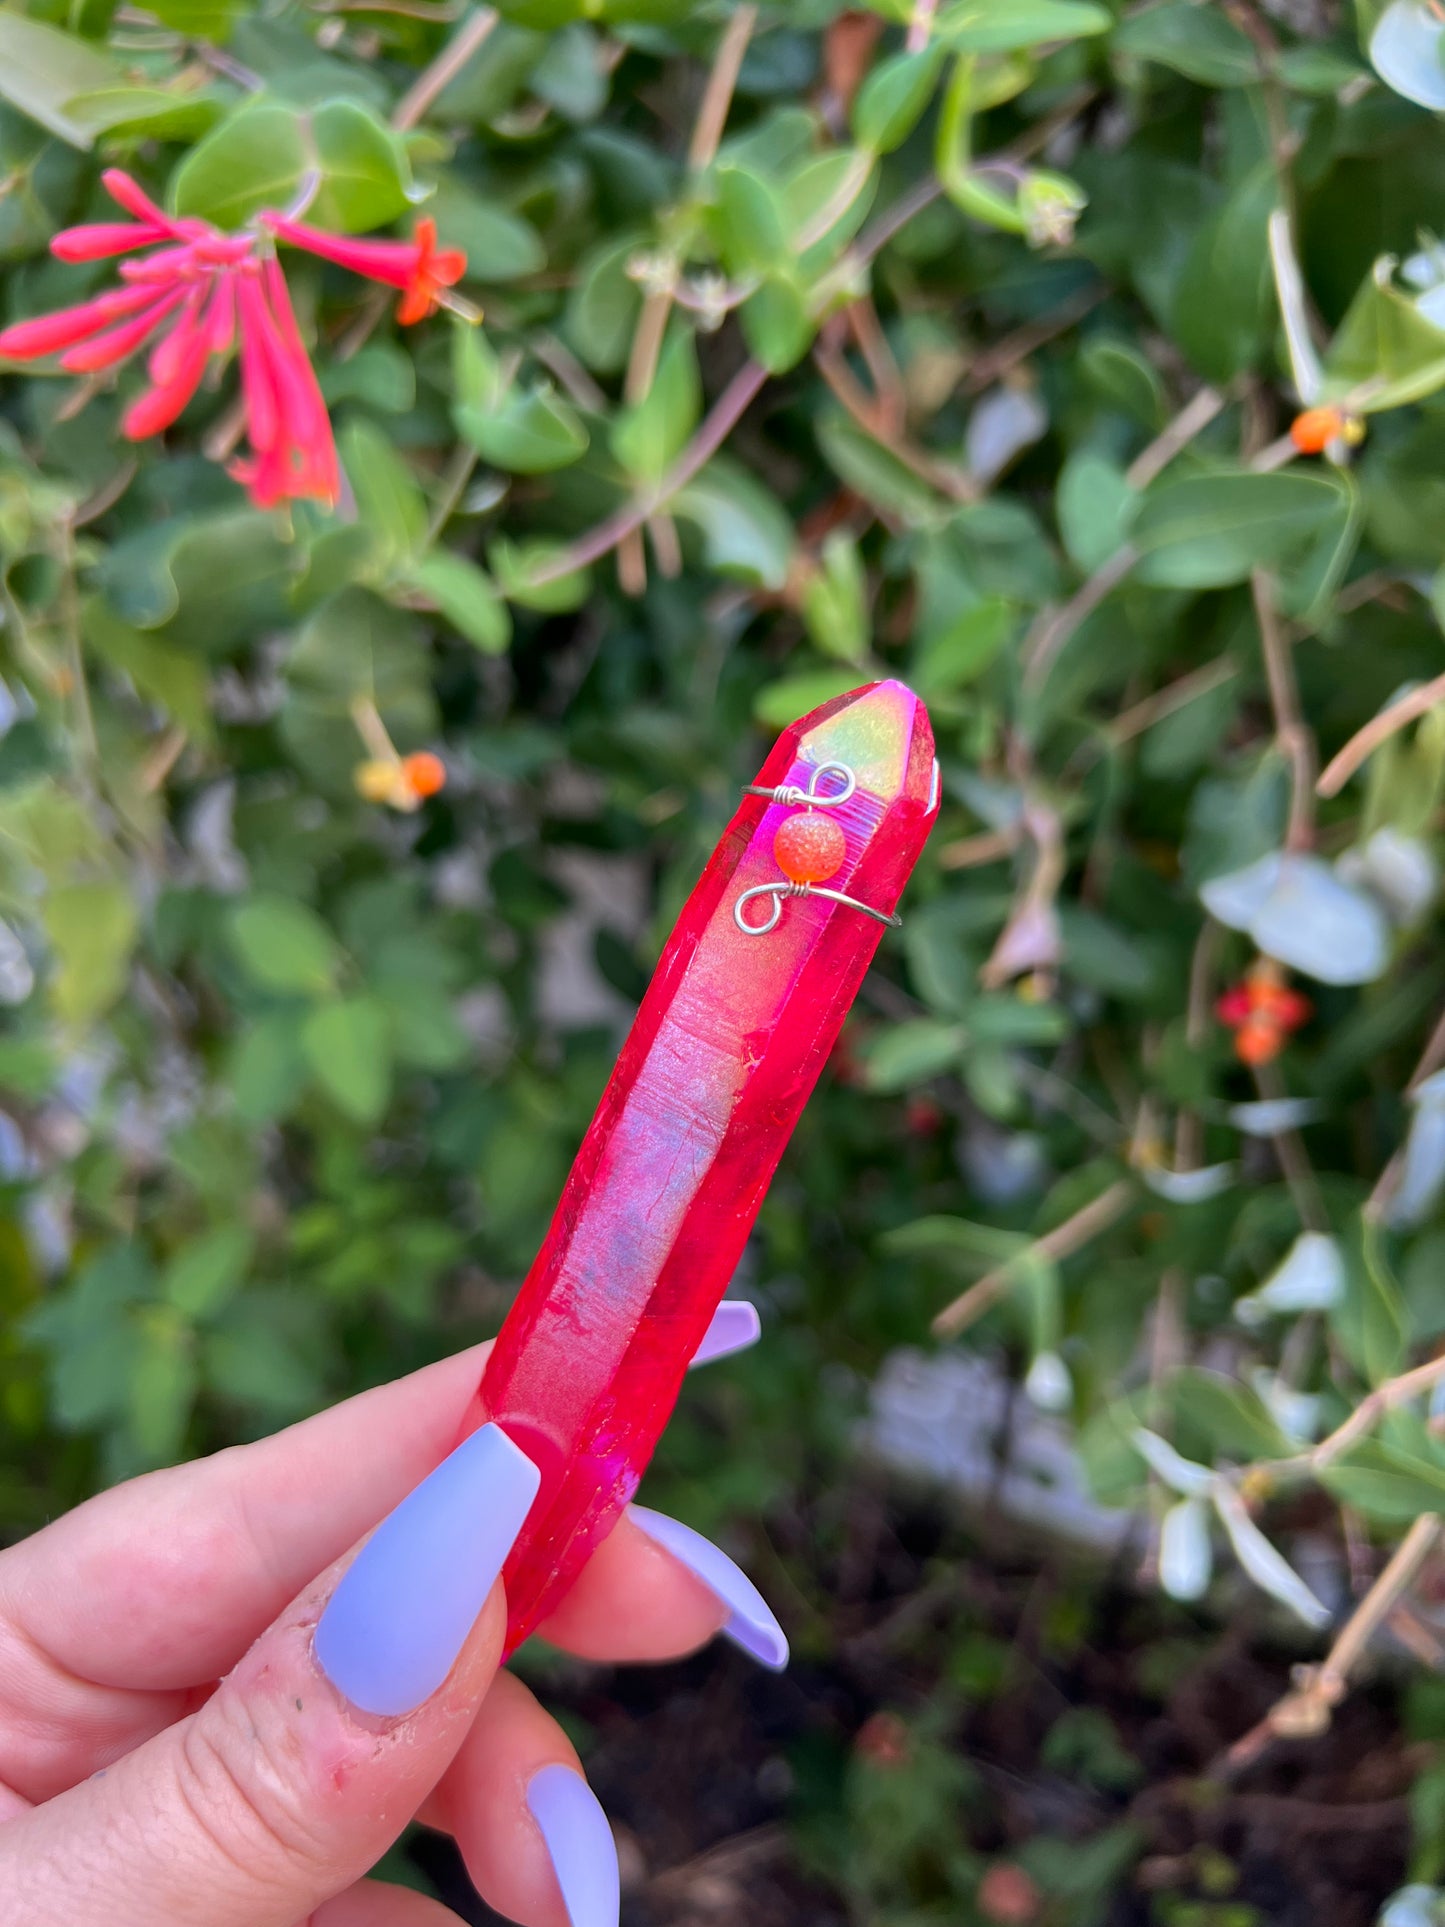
[
  {"xmin": 402, "ymin": 750, "xmax": 446, "ymax": 799},
  {"xmin": 1290, "ymin": 406, "xmax": 1345, "ymax": 455},
  {"xmin": 774, "ymin": 812, "xmax": 846, "ymax": 884}
]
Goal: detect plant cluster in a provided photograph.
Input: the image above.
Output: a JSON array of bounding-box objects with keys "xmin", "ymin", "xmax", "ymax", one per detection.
[{"xmin": 7, "ymin": 0, "xmax": 1445, "ymax": 1917}]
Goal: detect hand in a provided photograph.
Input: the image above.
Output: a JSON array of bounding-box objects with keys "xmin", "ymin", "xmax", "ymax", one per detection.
[{"xmin": 0, "ymin": 1323, "xmax": 782, "ymax": 1927}]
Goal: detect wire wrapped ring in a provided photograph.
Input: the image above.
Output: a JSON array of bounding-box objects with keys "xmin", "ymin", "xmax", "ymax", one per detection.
[{"xmin": 733, "ymin": 881, "xmax": 902, "ymax": 936}]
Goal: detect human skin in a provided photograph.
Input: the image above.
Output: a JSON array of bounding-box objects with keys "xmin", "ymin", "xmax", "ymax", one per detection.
[{"xmin": 0, "ymin": 1329, "xmax": 772, "ymax": 1927}]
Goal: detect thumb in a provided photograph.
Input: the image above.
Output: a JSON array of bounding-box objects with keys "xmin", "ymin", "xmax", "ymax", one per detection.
[{"xmin": 3, "ymin": 1423, "xmax": 539, "ymax": 1927}]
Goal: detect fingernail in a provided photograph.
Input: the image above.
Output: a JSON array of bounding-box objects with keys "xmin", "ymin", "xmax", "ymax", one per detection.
[
  {"xmin": 527, "ymin": 1763, "xmax": 620, "ymax": 1927},
  {"xmin": 688, "ymin": 1300, "xmax": 762, "ymax": 1369},
  {"xmin": 315, "ymin": 1422, "xmax": 540, "ymax": 1717},
  {"xmin": 629, "ymin": 1505, "xmax": 788, "ymax": 1670}
]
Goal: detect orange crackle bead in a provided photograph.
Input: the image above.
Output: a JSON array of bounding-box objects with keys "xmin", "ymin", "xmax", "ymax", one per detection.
[
  {"xmin": 1290, "ymin": 405, "xmax": 1365, "ymax": 455},
  {"xmin": 773, "ymin": 811, "xmax": 847, "ymax": 884},
  {"xmin": 401, "ymin": 751, "xmax": 446, "ymax": 799}
]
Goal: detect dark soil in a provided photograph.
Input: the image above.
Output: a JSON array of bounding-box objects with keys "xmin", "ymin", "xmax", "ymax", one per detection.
[{"xmin": 410, "ymin": 1485, "xmax": 1422, "ymax": 1927}]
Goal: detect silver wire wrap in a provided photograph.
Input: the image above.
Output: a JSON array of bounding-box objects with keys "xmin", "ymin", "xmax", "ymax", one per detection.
[
  {"xmin": 742, "ymin": 761, "xmax": 857, "ymax": 811},
  {"xmin": 733, "ymin": 880, "xmax": 903, "ymax": 937}
]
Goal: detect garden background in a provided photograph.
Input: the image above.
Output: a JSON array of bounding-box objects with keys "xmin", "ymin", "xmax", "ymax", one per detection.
[{"xmin": 8, "ymin": 0, "xmax": 1445, "ymax": 1919}]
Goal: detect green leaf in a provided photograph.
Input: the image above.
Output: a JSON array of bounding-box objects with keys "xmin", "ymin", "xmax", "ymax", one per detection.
[
  {"xmin": 303, "ymin": 996, "xmax": 393, "ymax": 1124},
  {"xmin": 1323, "ymin": 258, "xmax": 1445, "ymax": 411},
  {"xmin": 740, "ymin": 276, "xmax": 815, "ymax": 375},
  {"xmin": 801, "ymin": 532, "xmax": 870, "ymax": 665},
  {"xmin": 163, "ymin": 1225, "xmax": 255, "ymax": 1319},
  {"xmin": 939, "ymin": 0, "xmax": 1111, "ymax": 52},
  {"xmin": 1333, "ymin": 1219, "xmax": 1411, "ymax": 1385},
  {"xmin": 320, "ymin": 342, "xmax": 416, "ymax": 414},
  {"xmin": 1132, "ymin": 469, "xmax": 1351, "ymax": 588},
  {"xmin": 171, "ymin": 97, "xmax": 411, "ymax": 233},
  {"xmin": 0, "ymin": 14, "xmax": 121, "ymax": 147},
  {"xmin": 879, "ymin": 1213, "xmax": 1029, "ymax": 1267},
  {"xmin": 425, "ymin": 178, "xmax": 545, "ymax": 282},
  {"xmin": 128, "ymin": 1310, "xmax": 198, "ymax": 1464},
  {"xmin": 711, "ymin": 164, "xmax": 789, "ymax": 276},
  {"xmin": 1168, "ymin": 1368, "xmax": 1291, "ymax": 1462},
  {"xmin": 753, "ymin": 668, "xmax": 869, "ymax": 729},
  {"xmin": 405, "ymin": 551, "xmax": 511, "ymax": 653},
  {"xmin": 1171, "ymin": 161, "xmax": 1276, "ymax": 382},
  {"xmin": 1114, "ymin": 1, "xmax": 1261, "ymax": 84},
  {"xmin": 818, "ymin": 413, "xmax": 944, "ymax": 525},
  {"xmin": 1321, "ymin": 1438, "xmax": 1445, "ymax": 1522},
  {"xmin": 863, "ymin": 1020, "xmax": 967, "ymax": 1090},
  {"xmin": 853, "ymin": 47, "xmax": 944, "ymax": 154},
  {"xmin": 563, "ymin": 231, "xmax": 643, "ymax": 373},
  {"xmin": 673, "ymin": 460, "xmax": 795, "ymax": 591},
  {"xmin": 147, "ymin": 0, "xmax": 240, "ymax": 37},
  {"xmin": 489, "ymin": 537, "xmax": 592, "ymax": 611},
  {"xmin": 339, "ymin": 419, "xmax": 429, "ymax": 573},
  {"xmin": 226, "ymin": 896, "xmax": 339, "ymax": 996},
  {"xmin": 44, "ymin": 879, "xmax": 137, "ymax": 1027},
  {"xmin": 83, "ymin": 599, "xmax": 212, "ymax": 739},
  {"xmin": 611, "ymin": 328, "xmax": 700, "ymax": 487},
  {"xmin": 65, "ymin": 85, "xmax": 223, "ymax": 142},
  {"xmin": 228, "ymin": 1012, "xmax": 309, "ymax": 1123},
  {"xmin": 457, "ymin": 385, "xmax": 589, "ymax": 473},
  {"xmin": 1056, "ymin": 454, "xmax": 1138, "ymax": 572}
]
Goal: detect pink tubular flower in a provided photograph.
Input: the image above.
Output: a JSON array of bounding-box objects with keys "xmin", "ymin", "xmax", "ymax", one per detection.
[
  {"xmin": 0, "ymin": 169, "xmax": 465, "ymax": 509},
  {"xmin": 263, "ymin": 212, "xmax": 466, "ymax": 324},
  {"xmin": 228, "ymin": 258, "xmax": 340, "ymax": 508}
]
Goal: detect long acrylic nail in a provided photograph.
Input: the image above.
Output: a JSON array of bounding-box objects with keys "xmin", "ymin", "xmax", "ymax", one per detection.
[
  {"xmin": 629, "ymin": 1505, "xmax": 788, "ymax": 1670},
  {"xmin": 688, "ymin": 1300, "xmax": 762, "ymax": 1369},
  {"xmin": 527, "ymin": 1763, "xmax": 620, "ymax": 1927},
  {"xmin": 314, "ymin": 1422, "xmax": 540, "ymax": 1717}
]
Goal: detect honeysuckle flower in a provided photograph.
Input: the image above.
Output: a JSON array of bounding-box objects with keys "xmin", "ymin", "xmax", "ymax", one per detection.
[
  {"xmin": 0, "ymin": 170, "xmax": 466, "ymax": 510},
  {"xmin": 228, "ymin": 257, "xmax": 340, "ymax": 508},
  {"xmin": 262, "ymin": 213, "xmax": 466, "ymax": 324},
  {"xmin": 1216, "ymin": 958, "xmax": 1310, "ymax": 1066}
]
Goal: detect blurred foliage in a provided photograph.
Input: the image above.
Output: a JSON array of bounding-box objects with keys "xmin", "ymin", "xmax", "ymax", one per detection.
[{"xmin": 9, "ymin": 0, "xmax": 1445, "ymax": 1918}]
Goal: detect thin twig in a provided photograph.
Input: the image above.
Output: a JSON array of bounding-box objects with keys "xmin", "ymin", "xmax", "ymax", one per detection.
[
  {"xmin": 964, "ymin": 287, "xmax": 1106, "ymax": 395},
  {"xmin": 1253, "ymin": 1059, "xmax": 1328, "ymax": 1235},
  {"xmin": 1310, "ymin": 1351, "xmax": 1445, "ymax": 1472},
  {"xmin": 1124, "ymin": 384, "xmax": 1226, "ymax": 491},
  {"xmin": 688, "ymin": 4, "xmax": 758, "ymax": 169},
  {"xmin": 936, "ymin": 826, "xmax": 1020, "ymax": 871},
  {"xmin": 625, "ymin": 5, "xmax": 757, "ymax": 406},
  {"xmin": 1023, "ymin": 386, "xmax": 1227, "ymax": 690},
  {"xmin": 1224, "ymin": 1514, "xmax": 1442, "ymax": 1771},
  {"xmin": 1252, "ymin": 568, "xmax": 1315, "ymax": 851},
  {"xmin": 531, "ymin": 358, "xmax": 769, "ymax": 584},
  {"xmin": 1022, "ymin": 544, "xmax": 1138, "ymax": 691},
  {"xmin": 425, "ymin": 443, "xmax": 480, "ymax": 545},
  {"xmin": 932, "ymin": 1178, "xmax": 1135, "ymax": 1339},
  {"xmin": 814, "ymin": 344, "xmax": 976, "ymax": 503},
  {"xmin": 391, "ymin": 5, "xmax": 497, "ymax": 129},
  {"xmin": 1106, "ymin": 659, "xmax": 1239, "ymax": 750},
  {"xmin": 906, "ymin": 0, "xmax": 939, "ymax": 52},
  {"xmin": 1317, "ymin": 668, "xmax": 1445, "ymax": 799}
]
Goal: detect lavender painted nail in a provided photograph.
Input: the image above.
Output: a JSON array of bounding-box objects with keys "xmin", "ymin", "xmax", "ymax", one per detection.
[
  {"xmin": 629, "ymin": 1505, "xmax": 788, "ymax": 1670},
  {"xmin": 314, "ymin": 1422, "xmax": 540, "ymax": 1717},
  {"xmin": 688, "ymin": 1299, "xmax": 762, "ymax": 1369},
  {"xmin": 527, "ymin": 1763, "xmax": 620, "ymax": 1927}
]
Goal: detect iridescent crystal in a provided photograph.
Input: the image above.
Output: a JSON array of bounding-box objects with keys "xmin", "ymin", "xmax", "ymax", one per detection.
[{"xmin": 462, "ymin": 680, "xmax": 939, "ymax": 1651}]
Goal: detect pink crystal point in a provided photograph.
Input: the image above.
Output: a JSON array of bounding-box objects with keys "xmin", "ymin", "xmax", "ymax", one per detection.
[{"xmin": 463, "ymin": 680, "xmax": 939, "ymax": 1652}]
